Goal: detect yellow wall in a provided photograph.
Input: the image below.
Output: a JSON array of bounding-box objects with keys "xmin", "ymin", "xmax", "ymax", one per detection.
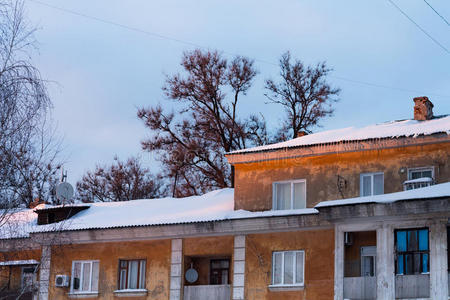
[
  {"xmin": 48, "ymin": 240, "xmax": 171, "ymax": 300},
  {"xmin": 234, "ymin": 143, "xmax": 450, "ymax": 210},
  {"xmin": 245, "ymin": 229, "xmax": 335, "ymax": 300}
]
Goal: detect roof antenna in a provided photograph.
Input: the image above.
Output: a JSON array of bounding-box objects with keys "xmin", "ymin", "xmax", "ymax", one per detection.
[
  {"xmin": 60, "ymin": 167, "xmax": 68, "ymax": 183},
  {"xmin": 56, "ymin": 167, "xmax": 74, "ymax": 205}
]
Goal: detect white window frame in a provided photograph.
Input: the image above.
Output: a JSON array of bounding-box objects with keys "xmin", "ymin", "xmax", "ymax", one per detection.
[
  {"xmin": 360, "ymin": 246, "xmax": 376, "ymax": 277},
  {"xmin": 272, "ymin": 179, "xmax": 307, "ymax": 210},
  {"xmin": 70, "ymin": 260, "xmax": 99, "ymax": 294},
  {"xmin": 407, "ymin": 166, "xmax": 434, "ymax": 180},
  {"xmin": 270, "ymin": 250, "xmax": 305, "ymax": 287},
  {"xmin": 359, "ymin": 172, "xmax": 384, "ymax": 196}
]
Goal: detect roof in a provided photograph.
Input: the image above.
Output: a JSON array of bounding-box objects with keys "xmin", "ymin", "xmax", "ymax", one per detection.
[
  {"xmin": 228, "ymin": 115, "xmax": 450, "ymax": 155},
  {"xmin": 31, "ymin": 189, "xmax": 317, "ymax": 233},
  {"xmin": 2, "ymin": 183, "xmax": 449, "ymax": 237},
  {"xmin": 315, "ymin": 182, "xmax": 450, "ymax": 208}
]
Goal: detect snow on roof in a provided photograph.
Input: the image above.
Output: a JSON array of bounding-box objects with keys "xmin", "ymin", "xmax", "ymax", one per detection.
[
  {"xmin": 0, "ymin": 259, "xmax": 39, "ymax": 266},
  {"xmin": 229, "ymin": 115, "xmax": 450, "ymax": 154},
  {"xmin": 0, "ymin": 208, "xmax": 38, "ymax": 239},
  {"xmin": 32, "ymin": 189, "xmax": 317, "ymax": 233},
  {"xmin": 315, "ymin": 182, "xmax": 450, "ymax": 208}
]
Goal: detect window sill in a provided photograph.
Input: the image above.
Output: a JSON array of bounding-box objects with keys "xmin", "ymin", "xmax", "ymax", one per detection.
[
  {"xmin": 113, "ymin": 289, "xmax": 148, "ymax": 297},
  {"xmin": 68, "ymin": 292, "xmax": 99, "ymax": 298},
  {"xmin": 268, "ymin": 284, "xmax": 304, "ymax": 292}
]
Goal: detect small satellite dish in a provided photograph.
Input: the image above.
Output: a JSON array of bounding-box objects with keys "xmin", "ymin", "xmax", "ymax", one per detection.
[
  {"xmin": 185, "ymin": 263, "xmax": 198, "ymax": 283},
  {"xmin": 56, "ymin": 182, "xmax": 74, "ymax": 203}
]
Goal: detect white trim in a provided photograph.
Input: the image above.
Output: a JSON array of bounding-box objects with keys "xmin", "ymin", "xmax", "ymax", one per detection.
[
  {"xmin": 272, "ymin": 179, "xmax": 307, "ymax": 210},
  {"xmin": 359, "ymin": 172, "xmax": 384, "ymax": 196},
  {"xmin": 70, "ymin": 260, "xmax": 99, "ymax": 294},
  {"xmin": 271, "ymin": 250, "xmax": 305, "ymax": 287}
]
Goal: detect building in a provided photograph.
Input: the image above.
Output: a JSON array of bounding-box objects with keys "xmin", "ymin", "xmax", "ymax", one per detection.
[{"xmin": 1, "ymin": 96, "xmax": 449, "ymax": 300}]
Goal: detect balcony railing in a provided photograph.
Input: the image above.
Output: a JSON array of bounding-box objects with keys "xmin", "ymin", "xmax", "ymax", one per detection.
[
  {"xmin": 395, "ymin": 274, "xmax": 430, "ymax": 299},
  {"xmin": 344, "ymin": 276, "xmax": 376, "ymax": 300},
  {"xmin": 183, "ymin": 284, "xmax": 231, "ymax": 300},
  {"xmin": 403, "ymin": 177, "xmax": 434, "ymax": 191}
]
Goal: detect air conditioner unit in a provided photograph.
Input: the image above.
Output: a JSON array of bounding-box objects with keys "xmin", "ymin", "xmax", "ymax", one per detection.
[
  {"xmin": 344, "ymin": 232, "xmax": 353, "ymax": 246},
  {"xmin": 55, "ymin": 275, "xmax": 70, "ymax": 287}
]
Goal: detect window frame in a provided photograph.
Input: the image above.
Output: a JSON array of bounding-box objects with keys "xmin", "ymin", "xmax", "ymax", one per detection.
[
  {"xmin": 209, "ymin": 259, "xmax": 230, "ymax": 285},
  {"xmin": 272, "ymin": 179, "xmax": 307, "ymax": 210},
  {"xmin": 394, "ymin": 228, "xmax": 430, "ymax": 275},
  {"xmin": 70, "ymin": 260, "xmax": 99, "ymax": 294},
  {"xmin": 359, "ymin": 172, "xmax": 384, "ymax": 197},
  {"xmin": 270, "ymin": 250, "xmax": 305, "ymax": 287},
  {"xmin": 407, "ymin": 166, "xmax": 434, "ymax": 181},
  {"xmin": 117, "ymin": 259, "xmax": 146, "ymax": 290}
]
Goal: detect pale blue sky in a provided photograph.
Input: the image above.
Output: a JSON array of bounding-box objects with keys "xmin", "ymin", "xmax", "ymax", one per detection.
[{"xmin": 25, "ymin": 0, "xmax": 450, "ymax": 186}]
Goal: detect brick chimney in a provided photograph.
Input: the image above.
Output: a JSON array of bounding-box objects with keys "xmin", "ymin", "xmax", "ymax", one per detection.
[
  {"xmin": 296, "ymin": 131, "xmax": 308, "ymax": 138},
  {"xmin": 413, "ymin": 96, "xmax": 433, "ymax": 121}
]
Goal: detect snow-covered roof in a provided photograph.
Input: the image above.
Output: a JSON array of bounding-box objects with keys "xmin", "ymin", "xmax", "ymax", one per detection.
[
  {"xmin": 229, "ymin": 115, "xmax": 450, "ymax": 154},
  {"xmin": 0, "ymin": 208, "xmax": 38, "ymax": 239},
  {"xmin": 315, "ymin": 182, "xmax": 450, "ymax": 208},
  {"xmin": 32, "ymin": 189, "xmax": 317, "ymax": 233},
  {"xmin": 0, "ymin": 259, "xmax": 39, "ymax": 266}
]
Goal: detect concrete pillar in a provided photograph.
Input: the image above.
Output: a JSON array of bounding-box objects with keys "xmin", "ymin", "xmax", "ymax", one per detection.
[
  {"xmin": 376, "ymin": 225, "xmax": 395, "ymax": 300},
  {"xmin": 429, "ymin": 221, "xmax": 448, "ymax": 300},
  {"xmin": 170, "ymin": 239, "xmax": 183, "ymax": 300},
  {"xmin": 38, "ymin": 245, "xmax": 51, "ymax": 300},
  {"xmin": 232, "ymin": 235, "xmax": 246, "ymax": 300},
  {"xmin": 334, "ymin": 228, "xmax": 344, "ymax": 300}
]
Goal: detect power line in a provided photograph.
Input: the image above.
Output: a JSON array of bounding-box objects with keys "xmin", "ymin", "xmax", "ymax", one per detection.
[
  {"xmin": 423, "ymin": 0, "xmax": 450, "ymax": 27},
  {"xmin": 387, "ymin": 0, "xmax": 450, "ymax": 55},
  {"xmin": 28, "ymin": 0, "xmax": 450, "ymax": 98}
]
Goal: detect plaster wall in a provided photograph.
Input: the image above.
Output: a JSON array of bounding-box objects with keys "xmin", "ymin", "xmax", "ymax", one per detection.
[
  {"xmin": 234, "ymin": 143, "xmax": 450, "ymax": 211},
  {"xmin": 48, "ymin": 240, "xmax": 171, "ymax": 300},
  {"xmin": 0, "ymin": 249, "xmax": 41, "ymax": 292},
  {"xmin": 245, "ymin": 229, "xmax": 334, "ymax": 300}
]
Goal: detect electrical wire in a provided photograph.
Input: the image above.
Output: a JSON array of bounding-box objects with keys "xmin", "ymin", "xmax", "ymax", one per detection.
[
  {"xmin": 387, "ymin": 0, "xmax": 450, "ymax": 55},
  {"xmin": 423, "ymin": 0, "xmax": 450, "ymax": 27},
  {"xmin": 27, "ymin": 0, "xmax": 450, "ymax": 98}
]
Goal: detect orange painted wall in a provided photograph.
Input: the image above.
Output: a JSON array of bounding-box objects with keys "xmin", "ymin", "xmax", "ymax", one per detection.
[
  {"xmin": 245, "ymin": 229, "xmax": 334, "ymax": 300},
  {"xmin": 48, "ymin": 240, "xmax": 171, "ymax": 300},
  {"xmin": 0, "ymin": 249, "xmax": 41, "ymax": 292},
  {"xmin": 234, "ymin": 143, "xmax": 450, "ymax": 211}
]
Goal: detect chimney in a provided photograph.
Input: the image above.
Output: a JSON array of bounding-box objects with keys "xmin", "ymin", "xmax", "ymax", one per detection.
[
  {"xmin": 413, "ymin": 96, "xmax": 433, "ymax": 121},
  {"xmin": 296, "ymin": 131, "xmax": 308, "ymax": 138}
]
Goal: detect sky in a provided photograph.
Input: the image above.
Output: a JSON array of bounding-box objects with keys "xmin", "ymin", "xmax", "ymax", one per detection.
[{"xmin": 24, "ymin": 0, "xmax": 450, "ymax": 186}]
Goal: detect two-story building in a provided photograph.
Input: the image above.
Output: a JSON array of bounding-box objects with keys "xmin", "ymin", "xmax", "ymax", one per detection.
[{"xmin": 1, "ymin": 96, "xmax": 449, "ymax": 300}]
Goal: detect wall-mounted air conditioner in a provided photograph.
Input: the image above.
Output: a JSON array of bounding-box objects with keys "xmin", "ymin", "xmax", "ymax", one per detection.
[{"xmin": 55, "ymin": 275, "xmax": 70, "ymax": 287}]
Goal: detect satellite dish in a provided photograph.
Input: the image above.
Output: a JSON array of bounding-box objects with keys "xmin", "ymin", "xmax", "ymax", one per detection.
[
  {"xmin": 185, "ymin": 263, "xmax": 198, "ymax": 283},
  {"xmin": 56, "ymin": 182, "xmax": 74, "ymax": 203}
]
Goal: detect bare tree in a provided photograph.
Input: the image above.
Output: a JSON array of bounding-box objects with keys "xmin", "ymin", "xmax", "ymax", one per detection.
[
  {"xmin": 76, "ymin": 156, "xmax": 162, "ymax": 202},
  {"xmin": 265, "ymin": 51, "xmax": 340, "ymax": 140},
  {"xmin": 138, "ymin": 49, "xmax": 266, "ymax": 197},
  {"xmin": 0, "ymin": 0, "xmax": 61, "ymax": 208}
]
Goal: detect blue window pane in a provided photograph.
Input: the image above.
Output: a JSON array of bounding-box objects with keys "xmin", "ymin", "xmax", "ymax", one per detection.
[
  {"xmin": 418, "ymin": 229, "xmax": 429, "ymax": 251},
  {"xmin": 422, "ymin": 253, "xmax": 429, "ymax": 273},
  {"xmin": 397, "ymin": 254, "xmax": 404, "ymax": 274},
  {"xmin": 397, "ymin": 231, "xmax": 407, "ymax": 251}
]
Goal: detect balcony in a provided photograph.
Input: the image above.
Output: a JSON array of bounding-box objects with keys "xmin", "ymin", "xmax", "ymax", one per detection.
[
  {"xmin": 403, "ymin": 177, "xmax": 434, "ymax": 191},
  {"xmin": 183, "ymin": 284, "xmax": 231, "ymax": 300}
]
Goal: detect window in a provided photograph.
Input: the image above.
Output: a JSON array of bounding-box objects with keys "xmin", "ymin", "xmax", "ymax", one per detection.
[
  {"xmin": 21, "ymin": 266, "xmax": 36, "ymax": 292},
  {"xmin": 273, "ymin": 180, "xmax": 306, "ymax": 210},
  {"xmin": 210, "ymin": 259, "xmax": 229, "ymax": 285},
  {"xmin": 404, "ymin": 167, "xmax": 434, "ymax": 190},
  {"xmin": 395, "ymin": 229, "xmax": 429, "ymax": 275},
  {"xmin": 408, "ymin": 167, "xmax": 434, "ymax": 180},
  {"xmin": 118, "ymin": 259, "xmax": 146, "ymax": 290},
  {"xmin": 271, "ymin": 250, "xmax": 304, "ymax": 287},
  {"xmin": 360, "ymin": 173, "xmax": 384, "ymax": 196},
  {"xmin": 360, "ymin": 246, "xmax": 376, "ymax": 277},
  {"xmin": 71, "ymin": 260, "xmax": 99, "ymax": 294}
]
